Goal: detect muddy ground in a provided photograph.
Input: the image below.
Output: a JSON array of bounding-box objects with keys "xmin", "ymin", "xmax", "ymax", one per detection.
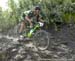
[{"xmin": 0, "ymin": 24, "xmax": 75, "ymax": 61}]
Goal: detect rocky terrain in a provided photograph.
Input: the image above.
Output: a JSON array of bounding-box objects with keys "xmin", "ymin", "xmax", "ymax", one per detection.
[{"xmin": 0, "ymin": 24, "xmax": 75, "ymax": 61}]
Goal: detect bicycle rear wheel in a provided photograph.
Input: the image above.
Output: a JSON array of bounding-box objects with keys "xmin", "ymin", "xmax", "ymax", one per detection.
[{"xmin": 32, "ymin": 30, "xmax": 49, "ymax": 50}]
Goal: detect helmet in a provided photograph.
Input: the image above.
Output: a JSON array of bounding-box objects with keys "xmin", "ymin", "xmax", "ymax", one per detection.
[{"xmin": 34, "ymin": 6, "xmax": 41, "ymax": 10}]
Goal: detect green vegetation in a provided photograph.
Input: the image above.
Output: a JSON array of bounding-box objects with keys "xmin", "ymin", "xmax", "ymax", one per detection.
[{"xmin": 0, "ymin": 0, "xmax": 75, "ymax": 32}]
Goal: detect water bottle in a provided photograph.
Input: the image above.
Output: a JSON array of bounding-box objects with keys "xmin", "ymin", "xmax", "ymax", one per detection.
[
  {"xmin": 27, "ymin": 29, "xmax": 34, "ymax": 37},
  {"xmin": 27, "ymin": 23, "xmax": 40, "ymax": 37}
]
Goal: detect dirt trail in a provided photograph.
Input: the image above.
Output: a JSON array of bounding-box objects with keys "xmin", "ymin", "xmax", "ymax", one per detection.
[{"xmin": 0, "ymin": 24, "xmax": 75, "ymax": 61}]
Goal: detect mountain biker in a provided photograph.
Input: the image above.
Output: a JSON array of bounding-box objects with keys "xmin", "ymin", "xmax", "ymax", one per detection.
[{"xmin": 18, "ymin": 6, "xmax": 44, "ymax": 38}]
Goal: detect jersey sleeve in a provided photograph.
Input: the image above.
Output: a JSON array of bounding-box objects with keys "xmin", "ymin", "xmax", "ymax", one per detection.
[{"xmin": 28, "ymin": 11, "xmax": 34, "ymax": 18}]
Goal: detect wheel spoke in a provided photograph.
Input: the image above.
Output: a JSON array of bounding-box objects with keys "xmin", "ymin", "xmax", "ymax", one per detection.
[{"xmin": 33, "ymin": 30, "xmax": 49, "ymax": 50}]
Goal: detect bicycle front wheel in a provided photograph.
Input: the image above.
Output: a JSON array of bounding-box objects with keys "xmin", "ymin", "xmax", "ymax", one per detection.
[{"xmin": 33, "ymin": 30, "xmax": 49, "ymax": 50}]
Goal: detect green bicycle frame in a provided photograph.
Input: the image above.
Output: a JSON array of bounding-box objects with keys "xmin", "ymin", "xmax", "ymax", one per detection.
[{"xmin": 23, "ymin": 23, "xmax": 40, "ymax": 38}]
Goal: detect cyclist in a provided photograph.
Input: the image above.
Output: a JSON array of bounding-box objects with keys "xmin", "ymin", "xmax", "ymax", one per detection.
[{"xmin": 18, "ymin": 6, "xmax": 44, "ymax": 38}]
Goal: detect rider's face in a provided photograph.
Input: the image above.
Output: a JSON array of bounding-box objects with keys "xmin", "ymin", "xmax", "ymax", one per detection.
[{"xmin": 34, "ymin": 10, "xmax": 40, "ymax": 15}]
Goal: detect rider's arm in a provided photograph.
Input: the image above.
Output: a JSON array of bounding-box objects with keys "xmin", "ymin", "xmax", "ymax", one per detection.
[
  {"xmin": 39, "ymin": 12, "xmax": 46, "ymax": 23},
  {"xmin": 25, "ymin": 16, "xmax": 33, "ymax": 26},
  {"xmin": 39, "ymin": 17, "xmax": 44, "ymax": 23}
]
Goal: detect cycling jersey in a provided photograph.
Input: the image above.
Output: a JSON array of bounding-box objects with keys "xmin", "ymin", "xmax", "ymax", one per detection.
[{"xmin": 20, "ymin": 10, "xmax": 44, "ymax": 23}]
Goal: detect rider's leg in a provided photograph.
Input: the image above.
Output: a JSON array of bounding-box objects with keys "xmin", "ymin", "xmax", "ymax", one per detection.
[{"xmin": 19, "ymin": 21, "xmax": 26, "ymax": 35}]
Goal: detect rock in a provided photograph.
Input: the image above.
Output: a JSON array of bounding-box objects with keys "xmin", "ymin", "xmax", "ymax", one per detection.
[
  {"xmin": 53, "ymin": 54, "xmax": 59, "ymax": 58},
  {"xmin": 57, "ymin": 44, "xmax": 70, "ymax": 53},
  {"xmin": 11, "ymin": 48, "xmax": 17, "ymax": 52},
  {"xmin": 40, "ymin": 50, "xmax": 52, "ymax": 55},
  {"xmin": 18, "ymin": 47, "xmax": 26, "ymax": 54},
  {"xmin": 14, "ymin": 54, "xmax": 25, "ymax": 60},
  {"xmin": 0, "ymin": 23, "xmax": 75, "ymax": 60},
  {"xmin": 25, "ymin": 42, "xmax": 34, "ymax": 48}
]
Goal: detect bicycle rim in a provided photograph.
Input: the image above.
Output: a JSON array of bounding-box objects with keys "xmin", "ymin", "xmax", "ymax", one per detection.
[{"xmin": 33, "ymin": 30, "xmax": 49, "ymax": 50}]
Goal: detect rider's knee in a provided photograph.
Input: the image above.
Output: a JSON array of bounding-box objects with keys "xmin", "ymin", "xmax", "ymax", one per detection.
[{"xmin": 21, "ymin": 21, "xmax": 26, "ymax": 26}]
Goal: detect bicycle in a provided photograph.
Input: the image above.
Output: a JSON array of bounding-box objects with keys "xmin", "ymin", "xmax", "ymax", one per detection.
[{"xmin": 18, "ymin": 22, "xmax": 50, "ymax": 50}]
